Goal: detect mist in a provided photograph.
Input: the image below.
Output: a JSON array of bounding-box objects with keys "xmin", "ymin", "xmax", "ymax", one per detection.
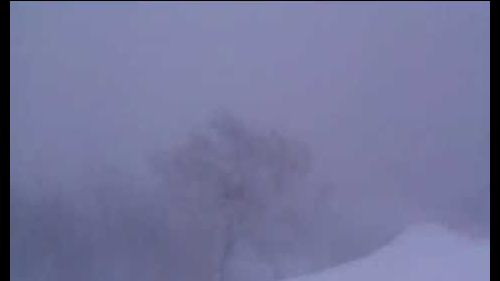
[{"xmin": 10, "ymin": 2, "xmax": 489, "ymax": 281}]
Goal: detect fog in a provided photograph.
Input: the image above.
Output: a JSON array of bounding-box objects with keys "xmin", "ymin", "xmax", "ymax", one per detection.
[{"xmin": 10, "ymin": 2, "xmax": 489, "ymax": 281}]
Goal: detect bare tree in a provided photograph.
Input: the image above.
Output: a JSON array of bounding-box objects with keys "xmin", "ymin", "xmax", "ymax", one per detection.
[{"xmin": 151, "ymin": 111, "xmax": 311, "ymax": 281}]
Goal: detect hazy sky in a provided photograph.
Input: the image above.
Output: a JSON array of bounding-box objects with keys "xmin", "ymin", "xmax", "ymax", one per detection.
[{"xmin": 11, "ymin": 2, "xmax": 489, "ymax": 229}]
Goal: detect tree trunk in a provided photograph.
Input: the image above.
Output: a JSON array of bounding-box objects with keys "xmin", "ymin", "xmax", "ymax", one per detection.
[{"xmin": 219, "ymin": 216, "xmax": 237, "ymax": 281}]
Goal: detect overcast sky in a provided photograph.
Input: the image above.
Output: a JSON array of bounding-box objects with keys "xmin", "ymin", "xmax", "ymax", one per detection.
[{"xmin": 11, "ymin": 2, "xmax": 489, "ymax": 231}]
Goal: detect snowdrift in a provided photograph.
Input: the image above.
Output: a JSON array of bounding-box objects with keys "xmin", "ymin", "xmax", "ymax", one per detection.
[{"xmin": 285, "ymin": 223, "xmax": 489, "ymax": 281}]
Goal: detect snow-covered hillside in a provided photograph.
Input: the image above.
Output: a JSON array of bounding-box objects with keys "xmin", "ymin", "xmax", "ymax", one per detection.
[{"xmin": 285, "ymin": 223, "xmax": 489, "ymax": 281}]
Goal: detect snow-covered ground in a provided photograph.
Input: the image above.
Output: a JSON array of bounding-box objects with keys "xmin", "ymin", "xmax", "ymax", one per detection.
[{"xmin": 285, "ymin": 223, "xmax": 489, "ymax": 281}]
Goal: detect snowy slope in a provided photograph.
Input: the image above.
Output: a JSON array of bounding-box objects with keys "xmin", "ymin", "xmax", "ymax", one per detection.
[{"xmin": 285, "ymin": 223, "xmax": 489, "ymax": 281}]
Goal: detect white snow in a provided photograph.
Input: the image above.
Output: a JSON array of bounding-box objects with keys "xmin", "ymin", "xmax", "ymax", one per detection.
[{"xmin": 285, "ymin": 223, "xmax": 489, "ymax": 281}]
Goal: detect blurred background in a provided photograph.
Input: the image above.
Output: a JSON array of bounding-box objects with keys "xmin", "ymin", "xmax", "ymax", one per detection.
[{"xmin": 10, "ymin": 2, "xmax": 489, "ymax": 281}]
